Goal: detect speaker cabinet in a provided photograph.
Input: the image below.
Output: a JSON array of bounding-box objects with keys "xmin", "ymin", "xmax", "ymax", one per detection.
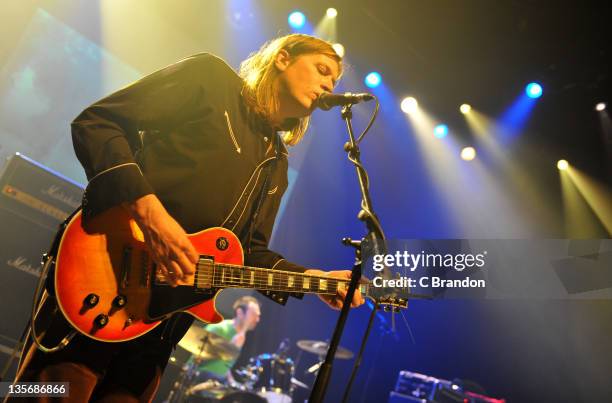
[{"xmin": 0, "ymin": 153, "xmax": 83, "ymax": 376}]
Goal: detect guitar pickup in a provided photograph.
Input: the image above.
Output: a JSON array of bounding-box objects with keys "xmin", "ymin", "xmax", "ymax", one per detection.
[{"xmin": 195, "ymin": 255, "xmax": 215, "ymax": 291}]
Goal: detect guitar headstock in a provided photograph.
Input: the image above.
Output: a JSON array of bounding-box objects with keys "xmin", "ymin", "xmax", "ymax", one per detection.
[
  {"xmin": 374, "ymin": 295, "xmax": 408, "ymax": 311},
  {"xmin": 360, "ymin": 237, "xmax": 411, "ymax": 311},
  {"xmin": 362, "ymin": 281, "xmax": 409, "ymax": 311}
]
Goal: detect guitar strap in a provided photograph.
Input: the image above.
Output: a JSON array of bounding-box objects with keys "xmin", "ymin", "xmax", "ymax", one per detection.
[{"xmin": 243, "ymin": 135, "xmax": 279, "ymax": 254}]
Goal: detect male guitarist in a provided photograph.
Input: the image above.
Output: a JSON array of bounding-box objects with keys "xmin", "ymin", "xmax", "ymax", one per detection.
[{"xmin": 11, "ymin": 34, "xmax": 364, "ymax": 402}]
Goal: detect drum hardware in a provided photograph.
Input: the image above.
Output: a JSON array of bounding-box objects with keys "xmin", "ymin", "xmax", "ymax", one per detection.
[
  {"xmin": 166, "ymin": 325, "xmax": 239, "ymax": 403},
  {"xmin": 297, "ymin": 339, "xmax": 354, "ymax": 378},
  {"xmin": 290, "ymin": 377, "xmax": 309, "ymax": 389},
  {"xmin": 306, "ymin": 361, "xmax": 322, "ymax": 375}
]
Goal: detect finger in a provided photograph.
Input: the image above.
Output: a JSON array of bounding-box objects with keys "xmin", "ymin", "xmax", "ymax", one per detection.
[
  {"xmin": 166, "ymin": 260, "xmax": 183, "ymax": 287},
  {"xmin": 175, "ymin": 249, "xmax": 195, "ymax": 277},
  {"xmin": 155, "ymin": 263, "xmax": 167, "ymax": 282},
  {"xmin": 355, "ymin": 290, "xmax": 364, "ymax": 306},
  {"xmin": 351, "ymin": 292, "xmax": 363, "ymax": 307},
  {"xmin": 325, "ymin": 296, "xmax": 340, "ymax": 310},
  {"xmin": 156, "ymin": 262, "xmax": 176, "ymax": 286},
  {"xmin": 182, "ymin": 242, "xmax": 199, "ymax": 265}
]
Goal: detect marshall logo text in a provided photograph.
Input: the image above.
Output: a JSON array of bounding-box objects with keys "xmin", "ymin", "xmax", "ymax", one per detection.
[
  {"xmin": 41, "ymin": 185, "xmax": 80, "ymax": 209},
  {"xmin": 7, "ymin": 256, "xmax": 41, "ymax": 277}
]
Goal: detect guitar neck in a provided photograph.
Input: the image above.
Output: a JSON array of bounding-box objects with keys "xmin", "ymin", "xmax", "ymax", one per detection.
[{"xmin": 194, "ymin": 261, "xmax": 369, "ymax": 297}]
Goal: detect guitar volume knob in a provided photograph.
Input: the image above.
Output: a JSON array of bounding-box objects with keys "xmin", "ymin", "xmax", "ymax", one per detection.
[
  {"xmin": 94, "ymin": 314, "xmax": 109, "ymax": 328},
  {"xmin": 112, "ymin": 295, "xmax": 127, "ymax": 308},
  {"xmin": 84, "ymin": 294, "xmax": 99, "ymax": 307}
]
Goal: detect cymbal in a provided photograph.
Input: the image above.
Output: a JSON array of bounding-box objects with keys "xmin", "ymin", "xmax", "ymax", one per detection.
[
  {"xmin": 187, "ymin": 380, "xmax": 229, "ymax": 399},
  {"xmin": 178, "ymin": 325, "xmax": 240, "ymax": 361},
  {"xmin": 296, "ymin": 340, "xmax": 354, "ymax": 360}
]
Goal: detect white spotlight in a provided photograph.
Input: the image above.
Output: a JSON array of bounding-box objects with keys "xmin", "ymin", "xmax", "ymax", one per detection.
[
  {"xmin": 332, "ymin": 43, "xmax": 345, "ymax": 58},
  {"xmin": 326, "ymin": 8, "xmax": 338, "ymax": 18},
  {"xmin": 461, "ymin": 147, "xmax": 476, "ymax": 161},
  {"xmin": 460, "ymin": 104, "xmax": 471, "ymax": 114},
  {"xmin": 401, "ymin": 97, "xmax": 418, "ymax": 114},
  {"xmin": 595, "ymin": 102, "xmax": 606, "ymax": 111},
  {"xmin": 557, "ymin": 159, "xmax": 569, "ymax": 171}
]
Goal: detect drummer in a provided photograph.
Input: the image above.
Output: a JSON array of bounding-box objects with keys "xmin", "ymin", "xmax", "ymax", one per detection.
[{"xmin": 190, "ymin": 295, "xmax": 261, "ymax": 382}]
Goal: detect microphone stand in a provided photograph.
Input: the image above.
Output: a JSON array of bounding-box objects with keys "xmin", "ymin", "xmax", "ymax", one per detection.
[{"xmin": 309, "ymin": 103, "xmax": 386, "ymax": 403}]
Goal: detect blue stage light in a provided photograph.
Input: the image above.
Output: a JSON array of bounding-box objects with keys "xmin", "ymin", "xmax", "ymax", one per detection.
[
  {"xmin": 434, "ymin": 124, "xmax": 448, "ymax": 138},
  {"xmin": 364, "ymin": 72, "xmax": 381, "ymax": 88},
  {"xmin": 525, "ymin": 82, "xmax": 543, "ymax": 99},
  {"xmin": 288, "ymin": 11, "xmax": 306, "ymax": 29}
]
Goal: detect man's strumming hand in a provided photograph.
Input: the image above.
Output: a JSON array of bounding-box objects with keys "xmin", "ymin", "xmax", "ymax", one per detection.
[{"xmin": 123, "ymin": 194, "xmax": 198, "ymax": 287}]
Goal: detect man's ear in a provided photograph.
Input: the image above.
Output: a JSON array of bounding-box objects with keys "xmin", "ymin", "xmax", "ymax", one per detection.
[{"xmin": 274, "ymin": 49, "xmax": 291, "ymax": 72}]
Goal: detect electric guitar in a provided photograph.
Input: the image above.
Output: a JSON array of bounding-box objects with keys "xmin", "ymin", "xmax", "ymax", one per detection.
[{"xmin": 53, "ymin": 207, "xmax": 407, "ymax": 342}]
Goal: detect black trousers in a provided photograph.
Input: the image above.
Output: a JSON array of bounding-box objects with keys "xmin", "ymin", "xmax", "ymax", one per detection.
[{"xmin": 9, "ymin": 296, "xmax": 193, "ymax": 403}]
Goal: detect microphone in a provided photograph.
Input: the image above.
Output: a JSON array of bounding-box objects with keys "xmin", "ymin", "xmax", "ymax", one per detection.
[{"xmin": 317, "ymin": 92, "xmax": 374, "ymax": 111}]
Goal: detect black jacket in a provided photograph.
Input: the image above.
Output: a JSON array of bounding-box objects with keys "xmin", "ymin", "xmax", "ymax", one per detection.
[{"xmin": 71, "ymin": 53, "xmax": 307, "ymax": 313}]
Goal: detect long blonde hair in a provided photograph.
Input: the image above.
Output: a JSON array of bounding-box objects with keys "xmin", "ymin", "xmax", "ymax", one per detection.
[{"xmin": 240, "ymin": 34, "xmax": 342, "ymax": 146}]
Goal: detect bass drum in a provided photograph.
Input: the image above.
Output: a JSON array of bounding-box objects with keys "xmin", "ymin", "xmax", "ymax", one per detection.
[
  {"xmin": 187, "ymin": 390, "xmax": 265, "ymax": 403},
  {"xmin": 220, "ymin": 391, "xmax": 267, "ymax": 403},
  {"xmin": 259, "ymin": 390, "xmax": 292, "ymax": 403}
]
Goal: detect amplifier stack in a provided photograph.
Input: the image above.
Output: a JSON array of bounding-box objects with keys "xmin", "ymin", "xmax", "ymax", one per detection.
[{"xmin": 0, "ymin": 153, "xmax": 83, "ymax": 379}]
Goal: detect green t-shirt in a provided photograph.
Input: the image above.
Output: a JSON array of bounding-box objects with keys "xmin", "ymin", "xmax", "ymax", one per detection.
[{"xmin": 193, "ymin": 319, "xmax": 237, "ymax": 376}]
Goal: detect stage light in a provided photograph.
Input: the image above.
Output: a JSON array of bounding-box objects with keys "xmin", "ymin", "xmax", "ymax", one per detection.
[
  {"xmin": 525, "ymin": 82, "xmax": 543, "ymax": 99},
  {"xmin": 288, "ymin": 11, "xmax": 306, "ymax": 29},
  {"xmin": 434, "ymin": 124, "xmax": 448, "ymax": 138},
  {"xmin": 364, "ymin": 72, "xmax": 382, "ymax": 88},
  {"xmin": 332, "ymin": 43, "xmax": 345, "ymax": 58},
  {"xmin": 461, "ymin": 147, "xmax": 476, "ymax": 161},
  {"xmin": 460, "ymin": 104, "xmax": 471, "ymax": 114},
  {"xmin": 401, "ymin": 97, "xmax": 418, "ymax": 114},
  {"xmin": 557, "ymin": 159, "xmax": 569, "ymax": 171},
  {"xmin": 595, "ymin": 102, "xmax": 606, "ymax": 111},
  {"xmin": 326, "ymin": 8, "xmax": 338, "ymax": 18}
]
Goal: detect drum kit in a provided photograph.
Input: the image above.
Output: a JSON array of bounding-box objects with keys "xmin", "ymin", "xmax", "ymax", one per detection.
[{"xmin": 165, "ymin": 326, "xmax": 355, "ymax": 403}]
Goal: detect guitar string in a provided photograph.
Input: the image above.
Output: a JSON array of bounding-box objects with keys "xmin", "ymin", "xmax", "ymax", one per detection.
[
  {"xmin": 156, "ymin": 270, "xmax": 400, "ymax": 303},
  {"xmin": 205, "ymin": 265, "xmax": 362, "ymax": 290},
  {"xmin": 198, "ymin": 270, "xmax": 370, "ymax": 296},
  {"xmin": 207, "ymin": 263, "xmax": 371, "ymax": 291},
  {"xmin": 160, "ymin": 267, "xmax": 367, "ymax": 292},
  {"xmin": 152, "ymin": 261, "xmax": 402, "ymax": 301}
]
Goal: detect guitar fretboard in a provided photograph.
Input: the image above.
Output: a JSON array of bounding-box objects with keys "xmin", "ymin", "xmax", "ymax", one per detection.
[{"xmin": 194, "ymin": 260, "xmax": 369, "ymax": 297}]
